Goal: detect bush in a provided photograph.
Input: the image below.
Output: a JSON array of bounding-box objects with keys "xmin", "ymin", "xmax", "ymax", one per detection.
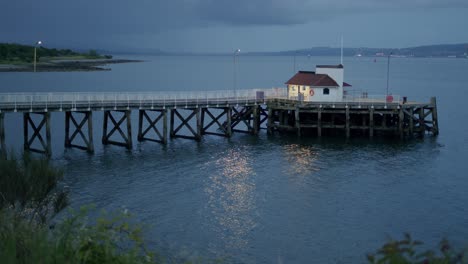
[{"xmin": 367, "ymin": 233, "xmax": 468, "ymax": 264}]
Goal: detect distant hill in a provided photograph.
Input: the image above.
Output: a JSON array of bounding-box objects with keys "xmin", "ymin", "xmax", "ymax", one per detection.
[{"xmin": 246, "ymin": 43, "xmax": 468, "ymax": 58}]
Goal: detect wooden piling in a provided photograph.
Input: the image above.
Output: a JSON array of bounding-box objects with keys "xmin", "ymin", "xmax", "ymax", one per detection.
[
  {"xmin": 419, "ymin": 107, "xmax": 425, "ymax": 136},
  {"xmin": 226, "ymin": 107, "xmax": 232, "ymax": 137},
  {"xmin": 430, "ymin": 97, "xmax": 439, "ymax": 136},
  {"xmin": 295, "ymin": 107, "xmax": 301, "ymax": 136},
  {"xmin": 0, "ymin": 112, "xmax": 5, "ymax": 157},
  {"xmin": 253, "ymin": 105, "xmax": 259, "ymax": 135},
  {"xmin": 267, "ymin": 106, "xmax": 274, "ymax": 135},
  {"xmin": 345, "ymin": 107, "xmax": 350, "ymax": 138},
  {"xmin": 125, "ymin": 110, "xmax": 133, "ymax": 149},
  {"xmin": 369, "ymin": 107, "xmax": 374, "ymax": 138},
  {"xmin": 398, "ymin": 108, "xmax": 404, "ymax": 139},
  {"xmin": 409, "ymin": 108, "xmax": 414, "ymax": 136},
  {"xmin": 317, "ymin": 108, "xmax": 322, "ymax": 137}
]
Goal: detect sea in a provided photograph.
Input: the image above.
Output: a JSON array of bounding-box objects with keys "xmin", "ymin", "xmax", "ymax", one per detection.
[{"xmin": 1, "ymin": 55, "xmax": 468, "ymax": 263}]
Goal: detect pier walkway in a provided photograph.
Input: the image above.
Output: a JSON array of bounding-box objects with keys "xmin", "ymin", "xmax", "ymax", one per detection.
[{"xmin": 0, "ymin": 88, "xmax": 438, "ymax": 156}]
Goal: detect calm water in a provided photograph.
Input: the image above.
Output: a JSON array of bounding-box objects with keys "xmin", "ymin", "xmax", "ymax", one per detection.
[{"xmin": 1, "ymin": 55, "xmax": 468, "ymax": 263}]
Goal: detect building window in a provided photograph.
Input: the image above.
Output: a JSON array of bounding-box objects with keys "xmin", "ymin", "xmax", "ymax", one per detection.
[
  {"xmin": 291, "ymin": 86, "xmax": 296, "ymax": 91},
  {"xmin": 323, "ymin": 88, "xmax": 330, "ymax": 95},
  {"xmin": 302, "ymin": 86, "xmax": 306, "ymax": 91}
]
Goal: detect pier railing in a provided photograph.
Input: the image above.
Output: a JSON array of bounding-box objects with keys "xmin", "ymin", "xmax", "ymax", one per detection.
[{"xmin": 0, "ymin": 88, "xmax": 287, "ymax": 111}]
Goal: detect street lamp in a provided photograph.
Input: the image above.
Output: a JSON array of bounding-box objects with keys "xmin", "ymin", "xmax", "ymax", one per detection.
[
  {"xmin": 34, "ymin": 41, "xmax": 42, "ymax": 72},
  {"xmin": 386, "ymin": 52, "xmax": 392, "ymax": 96},
  {"xmin": 233, "ymin": 49, "xmax": 240, "ymax": 96}
]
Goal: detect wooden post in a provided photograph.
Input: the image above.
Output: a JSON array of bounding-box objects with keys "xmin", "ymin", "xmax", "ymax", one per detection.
[
  {"xmin": 295, "ymin": 107, "xmax": 301, "ymax": 136},
  {"xmin": 45, "ymin": 112, "xmax": 51, "ymax": 157},
  {"xmin": 65, "ymin": 111, "xmax": 71, "ymax": 147},
  {"xmin": 430, "ymin": 97, "xmax": 439, "ymax": 136},
  {"xmin": 170, "ymin": 109, "xmax": 175, "ymax": 138},
  {"xmin": 102, "ymin": 111, "xmax": 109, "ymax": 144},
  {"xmin": 369, "ymin": 108, "xmax": 374, "ymax": 138},
  {"xmin": 0, "ymin": 113, "xmax": 5, "ymax": 157},
  {"xmin": 419, "ymin": 107, "xmax": 425, "ymax": 136},
  {"xmin": 226, "ymin": 107, "xmax": 232, "ymax": 137},
  {"xmin": 398, "ymin": 108, "xmax": 404, "ymax": 139},
  {"xmin": 163, "ymin": 109, "xmax": 168, "ymax": 144},
  {"xmin": 137, "ymin": 110, "xmax": 144, "ymax": 141},
  {"xmin": 125, "ymin": 110, "xmax": 133, "ymax": 149},
  {"xmin": 267, "ymin": 106, "xmax": 273, "ymax": 135},
  {"xmin": 317, "ymin": 108, "xmax": 322, "ymax": 137},
  {"xmin": 345, "ymin": 107, "xmax": 350, "ymax": 138},
  {"xmin": 409, "ymin": 108, "xmax": 414, "ymax": 136},
  {"xmin": 87, "ymin": 111, "xmax": 94, "ymax": 153},
  {"xmin": 253, "ymin": 105, "xmax": 259, "ymax": 135},
  {"xmin": 23, "ymin": 113, "xmax": 29, "ymax": 151},
  {"xmin": 196, "ymin": 107, "xmax": 202, "ymax": 141}
]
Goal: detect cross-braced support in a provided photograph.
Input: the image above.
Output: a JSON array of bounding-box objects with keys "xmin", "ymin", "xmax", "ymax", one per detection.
[
  {"xmin": 201, "ymin": 107, "xmax": 232, "ymax": 137},
  {"xmin": 258, "ymin": 106, "xmax": 269, "ymax": 130},
  {"xmin": 0, "ymin": 113, "xmax": 6, "ymax": 158},
  {"xmin": 137, "ymin": 109, "xmax": 167, "ymax": 144},
  {"xmin": 170, "ymin": 108, "xmax": 201, "ymax": 141},
  {"xmin": 65, "ymin": 111, "xmax": 94, "ymax": 153},
  {"xmin": 23, "ymin": 112, "xmax": 51, "ymax": 156},
  {"xmin": 230, "ymin": 105, "xmax": 260, "ymax": 134},
  {"xmin": 102, "ymin": 110, "xmax": 132, "ymax": 149}
]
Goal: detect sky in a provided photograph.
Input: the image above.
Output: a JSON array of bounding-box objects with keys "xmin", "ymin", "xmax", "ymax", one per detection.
[{"xmin": 1, "ymin": 0, "xmax": 467, "ymax": 53}]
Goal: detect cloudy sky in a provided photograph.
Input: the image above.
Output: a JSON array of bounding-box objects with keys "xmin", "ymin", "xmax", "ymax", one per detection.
[{"xmin": 1, "ymin": 0, "xmax": 467, "ymax": 53}]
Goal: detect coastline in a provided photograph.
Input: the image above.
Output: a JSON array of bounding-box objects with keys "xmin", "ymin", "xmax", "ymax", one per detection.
[{"xmin": 0, "ymin": 59, "xmax": 143, "ymax": 72}]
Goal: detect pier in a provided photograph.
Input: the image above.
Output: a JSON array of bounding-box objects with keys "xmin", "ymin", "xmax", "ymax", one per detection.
[{"xmin": 0, "ymin": 89, "xmax": 438, "ymax": 157}]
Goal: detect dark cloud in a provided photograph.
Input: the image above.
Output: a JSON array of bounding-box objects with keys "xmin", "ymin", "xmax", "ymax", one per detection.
[{"xmin": 0, "ymin": 0, "xmax": 467, "ymax": 50}]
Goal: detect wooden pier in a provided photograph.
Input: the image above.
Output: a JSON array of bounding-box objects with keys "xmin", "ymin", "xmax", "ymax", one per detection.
[{"xmin": 0, "ymin": 89, "xmax": 438, "ymax": 157}]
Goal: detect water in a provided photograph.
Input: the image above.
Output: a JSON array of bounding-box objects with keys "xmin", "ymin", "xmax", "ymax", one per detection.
[{"xmin": 1, "ymin": 55, "xmax": 468, "ymax": 263}]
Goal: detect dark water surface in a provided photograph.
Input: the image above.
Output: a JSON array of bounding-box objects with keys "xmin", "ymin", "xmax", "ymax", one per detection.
[{"xmin": 1, "ymin": 56, "xmax": 468, "ymax": 263}]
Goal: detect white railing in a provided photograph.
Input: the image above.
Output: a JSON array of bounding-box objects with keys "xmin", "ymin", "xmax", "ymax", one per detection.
[{"xmin": 0, "ymin": 88, "xmax": 288, "ymax": 110}]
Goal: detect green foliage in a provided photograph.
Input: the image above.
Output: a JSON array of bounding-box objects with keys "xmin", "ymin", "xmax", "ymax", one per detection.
[
  {"xmin": 0, "ymin": 152, "xmax": 68, "ymax": 224},
  {"xmin": 367, "ymin": 233, "xmax": 468, "ymax": 264},
  {"xmin": 0, "ymin": 206, "xmax": 158, "ymax": 264},
  {"xmin": 0, "ymin": 43, "xmax": 106, "ymax": 63}
]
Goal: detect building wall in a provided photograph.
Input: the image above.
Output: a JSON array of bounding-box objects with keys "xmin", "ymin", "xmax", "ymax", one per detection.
[
  {"xmin": 288, "ymin": 85, "xmax": 341, "ymax": 102},
  {"xmin": 316, "ymin": 67, "xmax": 344, "ymax": 101}
]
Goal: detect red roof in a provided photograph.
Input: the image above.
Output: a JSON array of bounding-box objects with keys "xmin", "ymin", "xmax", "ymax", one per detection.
[
  {"xmin": 285, "ymin": 71, "xmax": 339, "ymax": 87},
  {"xmin": 343, "ymin": 82, "xmax": 352, "ymax": 87}
]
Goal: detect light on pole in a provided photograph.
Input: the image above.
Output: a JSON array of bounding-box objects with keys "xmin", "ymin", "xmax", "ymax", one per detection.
[
  {"xmin": 233, "ymin": 49, "xmax": 240, "ymax": 96},
  {"xmin": 34, "ymin": 41, "xmax": 42, "ymax": 73},
  {"xmin": 386, "ymin": 52, "xmax": 392, "ymax": 96}
]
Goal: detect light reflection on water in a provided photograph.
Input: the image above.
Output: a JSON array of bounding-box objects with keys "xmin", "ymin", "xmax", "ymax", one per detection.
[
  {"xmin": 203, "ymin": 147, "xmax": 256, "ymax": 251},
  {"xmin": 282, "ymin": 144, "xmax": 321, "ymax": 178}
]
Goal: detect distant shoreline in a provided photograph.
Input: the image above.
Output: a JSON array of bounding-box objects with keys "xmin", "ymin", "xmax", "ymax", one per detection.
[{"xmin": 0, "ymin": 59, "xmax": 143, "ymax": 72}]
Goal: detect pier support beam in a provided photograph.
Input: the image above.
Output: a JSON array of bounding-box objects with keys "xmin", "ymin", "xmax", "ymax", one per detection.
[
  {"xmin": 317, "ymin": 108, "xmax": 322, "ymax": 137},
  {"xmin": 23, "ymin": 112, "xmax": 51, "ymax": 156},
  {"xmin": 418, "ymin": 107, "xmax": 425, "ymax": 136},
  {"xmin": 430, "ymin": 97, "xmax": 439, "ymax": 136},
  {"xmin": 230, "ymin": 105, "xmax": 259, "ymax": 134},
  {"xmin": 295, "ymin": 107, "xmax": 301, "ymax": 136},
  {"xmin": 65, "ymin": 111, "xmax": 94, "ymax": 153},
  {"xmin": 170, "ymin": 108, "xmax": 201, "ymax": 141},
  {"xmin": 398, "ymin": 108, "xmax": 404, "ymax": 139},
  {"xmin": 137, "ymin": 109, "xmax": 167, "ymax": 144},
  {"xmin": 0, "ymin": 113, "xmax": 6, "ymax": 157},
  {"xmin": 345, "ymin": 107, "xmax": 350, "ymax": 138},
  {"xmin": 409, "ymin": 108, "xmax": 414, "ymax": 136},
  {"xmin": 369, "ymin": 108, "xmax": 374, "ymax": 138},
  {"xmin": 267, "ymin": 106, "xmax": 274, "ymax": 135},
  {"xmin": 201, "ymin": 107, "xmax": 232, "ymax": 137},
  {"xmin": 102, "ymin": 110, "xmax": 132, "ymax": 149}
]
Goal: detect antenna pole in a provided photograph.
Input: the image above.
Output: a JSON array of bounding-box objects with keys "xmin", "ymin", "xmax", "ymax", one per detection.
[{"xmin": 340, "ymin": 36, "xmax": 343, "ymax": 65}]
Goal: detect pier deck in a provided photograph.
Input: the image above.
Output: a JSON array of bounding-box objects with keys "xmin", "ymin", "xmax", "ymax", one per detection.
[{"xmin": 0, "ymin": 89, "xmax": 438, "ymax": 156}]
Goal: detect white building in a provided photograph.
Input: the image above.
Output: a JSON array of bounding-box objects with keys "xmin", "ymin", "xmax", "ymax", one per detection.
[{"xmin": 286, "ymin": 64, "xmax": 351, "ymax": 102}]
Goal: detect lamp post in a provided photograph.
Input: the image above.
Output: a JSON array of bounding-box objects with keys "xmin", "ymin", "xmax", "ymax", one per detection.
[
  {"xmin": 34, "ymin": 41, "xmax": 42, "ymax": 73},
  {"xmin": 233, "ymin": 49, "xmax": 240, "ymax": 96},
  {"xmin": 386, "ymin": 52, "xmax": 393, "ymax": 95}
]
